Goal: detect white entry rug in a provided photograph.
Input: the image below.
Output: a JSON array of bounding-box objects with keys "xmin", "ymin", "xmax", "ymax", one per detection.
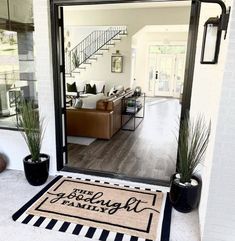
[{"xmin": 67, "ymin": 136, "xmax": 96, "ymax": 146}]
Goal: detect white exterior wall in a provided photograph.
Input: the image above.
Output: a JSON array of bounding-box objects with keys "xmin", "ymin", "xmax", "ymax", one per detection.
[
  {"xmin": 190, "ymin": 3, "xmax": 227, "ymax": 235},
  {"xmin": 0, "ymin": 0, "xmax": 57, "ymax": 174},
  {"xmin": 200, "ymin": 2, "xmax": 235, "ymax": 240},
  {"xmin": 32, "ymin": 0, "xmax": 57, "ymax": 174},
  {"xmin": 190, "ymin": 0, "xmax": 235, "ymax": 240}
]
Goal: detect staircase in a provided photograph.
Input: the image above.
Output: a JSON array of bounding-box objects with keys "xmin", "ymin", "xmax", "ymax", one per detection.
[{"xmin": 65, "ymin": 26, "xmax": 127, "ymax": 75}]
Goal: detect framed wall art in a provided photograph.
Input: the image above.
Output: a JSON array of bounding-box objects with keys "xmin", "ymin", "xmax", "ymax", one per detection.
[{"xmin": 111, "ymin": 51, "xmax": 123, "ymax": 73}]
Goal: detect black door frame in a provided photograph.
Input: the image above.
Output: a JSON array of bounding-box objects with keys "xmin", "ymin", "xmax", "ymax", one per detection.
[{"xmin": 50, "ymin": 0, "xmax": 201, "ymax": 187}]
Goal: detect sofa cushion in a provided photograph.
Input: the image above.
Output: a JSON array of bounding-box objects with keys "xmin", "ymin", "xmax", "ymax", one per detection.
[
  {"xmin": 67, "ymin": 82, "xmax": 77, "ymax": 92},
  {"xmin": 82, "ymin": 93, "xmax": 105, "ymax": 109},
  {"xmin": 85, "ymin": 84, "xmax": 97, "ymax": 94}
]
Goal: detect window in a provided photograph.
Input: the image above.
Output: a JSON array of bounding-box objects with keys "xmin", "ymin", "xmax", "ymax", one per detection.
[{"xmin": 0, "ymin": 0, "xmax": 37, "ymax": 129}]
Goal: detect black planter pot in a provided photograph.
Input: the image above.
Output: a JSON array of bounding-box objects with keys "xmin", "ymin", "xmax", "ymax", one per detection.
[
  {"xmin": 169, "ymin": 173, "xmax": 202, "ymax": 213},
  {"xmin": 23, "ymin": 154, "xmax": 50, "ymax": 186}
]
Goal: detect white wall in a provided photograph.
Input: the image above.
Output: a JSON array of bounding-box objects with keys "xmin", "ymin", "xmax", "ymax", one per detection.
[
  {"xmin": 32, "ymin": 0, "xmax": 57, "ymax": 174},
  {"xmin": 189, "ymin": 1, "xmax": 234, "ymax": 240},
  {"xmin": 64, "ymin": 26, "xmax": 109, "ymax": 50},
  {"xmin": 78, "ymin": 35, "xmax": 131, "ymax": 92},
  {"xmin": 64, "ymin": 6, "xmax": 190, "ymax": 93}
]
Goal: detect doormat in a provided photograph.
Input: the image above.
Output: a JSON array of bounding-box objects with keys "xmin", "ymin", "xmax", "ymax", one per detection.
[{"xmin": 12, "ymin": 176, "xmax": 172, "ymax": 241}]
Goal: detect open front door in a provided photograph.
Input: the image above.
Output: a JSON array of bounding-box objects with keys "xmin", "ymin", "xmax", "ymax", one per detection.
[
  {"xmin": 51, "ymin": 0, "xmax": 201, "ymax": 186},
  {"xmin": 51, "ymin": 5, "xmax": 68, "ymax": 170}
]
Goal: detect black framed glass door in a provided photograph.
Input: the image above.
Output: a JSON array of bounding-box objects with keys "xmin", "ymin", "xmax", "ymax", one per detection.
[{"xmin": 50, "ymin": 0, "xmax": 201, "ymax": 186}]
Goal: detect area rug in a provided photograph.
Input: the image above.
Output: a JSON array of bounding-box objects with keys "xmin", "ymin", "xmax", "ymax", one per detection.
[
  {"xmin": 67, "ymin": 136, "xmax": 96, "ymax": 146},
  {"xmin": 12, "ymin": 176, "xmax": 172, "ymax": 241}
]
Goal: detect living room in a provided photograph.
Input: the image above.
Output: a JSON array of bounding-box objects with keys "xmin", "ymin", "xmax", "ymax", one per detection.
[{"xmin": 63, "ymin": 2, "xmax": 191, "ymax": 183}]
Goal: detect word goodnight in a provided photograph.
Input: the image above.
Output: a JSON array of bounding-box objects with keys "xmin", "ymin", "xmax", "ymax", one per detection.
[{"xmin": 47, "ymin": 187, "xmax": 159, "ymax": 215}]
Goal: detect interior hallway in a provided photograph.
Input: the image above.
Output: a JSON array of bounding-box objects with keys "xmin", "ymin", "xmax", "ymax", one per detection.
[{"xmin": 67, "ymin": 98, "xmax": 181, "ymax": 181}]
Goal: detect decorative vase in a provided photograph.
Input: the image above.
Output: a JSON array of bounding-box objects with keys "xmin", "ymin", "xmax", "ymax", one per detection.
[
  {"xmin": 169, "ymin": 173, "xmax": 202, "ymax": 213},
  {"xmin": 0, "ymin": 155, "xmax": 7, "ymax": 173},
  {"xmin": 23, "ymin": 154, "xmax": 50, "ymax": 186}
]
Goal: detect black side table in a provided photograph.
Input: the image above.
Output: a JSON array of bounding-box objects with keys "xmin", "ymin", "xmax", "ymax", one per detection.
[{"xmin": 121, "ymin": 93, "xmax": 145, "ymax": 131}]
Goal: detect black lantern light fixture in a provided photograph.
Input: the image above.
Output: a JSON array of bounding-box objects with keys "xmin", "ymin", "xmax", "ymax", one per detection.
[{"xmin": 200, "ymin": 0, "xmax": 231, "ymax": 64}]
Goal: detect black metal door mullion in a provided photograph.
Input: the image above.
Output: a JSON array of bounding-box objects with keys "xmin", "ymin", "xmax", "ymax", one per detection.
[{"xmin": 58, "ymin": 6, "xmax": 68, "ymax": 165}]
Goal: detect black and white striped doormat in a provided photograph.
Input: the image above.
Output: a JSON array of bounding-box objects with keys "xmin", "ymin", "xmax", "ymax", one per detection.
[{"xmin": 12, "ymin": 175, "xmax": 172, "ymax": 241}]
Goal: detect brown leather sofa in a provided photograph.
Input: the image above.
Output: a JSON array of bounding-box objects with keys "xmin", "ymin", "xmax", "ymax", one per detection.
[{"xmin": 66, "ymin": 90, "xmax": 133, "ymax": 139}]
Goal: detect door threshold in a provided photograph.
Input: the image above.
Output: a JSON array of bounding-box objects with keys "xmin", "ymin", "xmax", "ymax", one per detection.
[{"xmin": 61, "ymin": 166, "xmax": 170, "ymax": 187}]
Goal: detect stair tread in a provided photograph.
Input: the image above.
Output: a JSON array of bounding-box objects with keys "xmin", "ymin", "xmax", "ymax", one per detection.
[{"xmin": 67, "ymin": 27, "xmax": 127, "ymax": 75}]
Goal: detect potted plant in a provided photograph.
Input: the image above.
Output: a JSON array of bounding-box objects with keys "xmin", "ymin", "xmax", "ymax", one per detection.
[
  {"xmin": 169, "ymin": 114, "xmax": 211, "ymax": 213},
  {"xmin": 19, "ymin": 100, "xmax": 50, "ymax": 186}
]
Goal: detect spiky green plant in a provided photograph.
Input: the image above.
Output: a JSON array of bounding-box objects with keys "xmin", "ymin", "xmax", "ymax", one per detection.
[
  {"xmin": 18, "ymin": 100, "xmax": 45, "ymax": 162},
  {"xmin": 177, "ymin": 114, "xmax": 211, "ymax": 183}
]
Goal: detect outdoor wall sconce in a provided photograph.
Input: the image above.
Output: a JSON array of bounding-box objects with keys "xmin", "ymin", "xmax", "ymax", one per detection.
[{"xmin": 200, "ymin": 0, "xmax": 231, "ymax": 64}]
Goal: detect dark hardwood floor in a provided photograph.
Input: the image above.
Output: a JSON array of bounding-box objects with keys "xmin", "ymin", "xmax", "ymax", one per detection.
[{"xmin": 67, "ymin": 98, "xmax": 181, "ymax": 181}]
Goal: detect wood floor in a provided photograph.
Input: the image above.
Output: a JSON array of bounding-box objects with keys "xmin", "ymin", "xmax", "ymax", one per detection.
[{"xmin": 67, "ymin": 98, "xmax": 181, "ymax": 181}]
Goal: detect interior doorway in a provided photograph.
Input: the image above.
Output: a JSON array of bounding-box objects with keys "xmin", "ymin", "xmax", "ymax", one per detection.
[
  {"xmin": 148, "ymin": 45, "xmax": 186, "ymax": 98},
  {"xmin": 50, "ymin": 0, "xmax": 201, "ymax": 186}
]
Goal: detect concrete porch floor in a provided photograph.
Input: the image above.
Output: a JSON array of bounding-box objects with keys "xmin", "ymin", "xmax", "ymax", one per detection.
[{"xmin": 0, "ymin": 170, "xmax": 200, "ymax": 241}]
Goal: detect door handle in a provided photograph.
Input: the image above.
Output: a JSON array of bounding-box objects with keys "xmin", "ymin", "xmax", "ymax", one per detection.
[{"xmin": 155, "ymin": 71, "xmax": 158, "ymax": 80}]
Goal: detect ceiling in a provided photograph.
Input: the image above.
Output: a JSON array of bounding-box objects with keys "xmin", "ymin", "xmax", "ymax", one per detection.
[{"xmin": 64, "ymin": 1, "xmax": 191, "ymax": 11}]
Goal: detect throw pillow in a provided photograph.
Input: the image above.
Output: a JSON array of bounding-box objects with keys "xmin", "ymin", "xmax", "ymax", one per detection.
[
  {"xmin": 67, "ymin": 82, "xmax": 77, "ymax": 92},
  {"xmin": 73, "ymin": 98, "xmax": 83, "ymax": 109},
  {"xmin": 86, "ymin": 84, "xmax": 97, "ymax": 94},
  {"xmin": 90, "ymin": 81, "xmax": 105, "ymax": 93},
  {"xmin": 116, "ymin": 85, "xmax": 124, "ymax": 92},
  {"xmin": 82, "ymin": 93, "xmax": 105, "ymax": 109},
  {"xmin": 108, "ymin": 86, "xmax": 115, "ymax": 96}
]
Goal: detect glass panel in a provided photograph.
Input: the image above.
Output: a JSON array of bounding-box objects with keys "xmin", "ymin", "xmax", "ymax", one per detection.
[
  {"xmin": 0, "ymin": 0, "xmax": 36, "ymax": 129},
  {"xmin": 148, "ymin": 45, "xmax": 186, "ymax": 97},
  {"xmin": 175, "ymin": 54, "xmax": 185, "ymax": 96},
  {"xmin": 203, "ymin": 25, "xmax": 218, "ymax": 62},
  {"xmin": 156, "ymin": 55, "xmax": 173, "ymax": 92}
]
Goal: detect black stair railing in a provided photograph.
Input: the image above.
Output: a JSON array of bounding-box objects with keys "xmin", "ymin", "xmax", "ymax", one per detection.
[{"xmin": 66, "ymin": 26, "xmax": 127, "ymax": 73}]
